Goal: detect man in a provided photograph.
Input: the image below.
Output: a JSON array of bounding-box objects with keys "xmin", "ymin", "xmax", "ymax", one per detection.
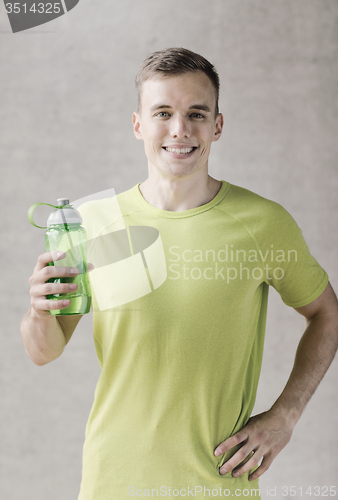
[{"xmin": 21, "ymin": 48, "xmax": 338, "ymax": 499}]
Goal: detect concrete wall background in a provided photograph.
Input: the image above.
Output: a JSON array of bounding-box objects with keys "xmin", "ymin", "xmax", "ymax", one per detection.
[{"xmin": 1, "ymin": 0, "xmax": 337, "ymax": 498}]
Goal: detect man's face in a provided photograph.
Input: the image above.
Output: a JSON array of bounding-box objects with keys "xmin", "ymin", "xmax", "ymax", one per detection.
[{"xmin": 132, "ymin": 71, "xmax": 223, "ymax": 180}]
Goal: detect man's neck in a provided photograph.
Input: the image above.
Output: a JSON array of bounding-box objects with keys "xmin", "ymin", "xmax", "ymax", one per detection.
[{"xmin": 138, "ymin": 173, "xmax": 222, "ymax": 212}]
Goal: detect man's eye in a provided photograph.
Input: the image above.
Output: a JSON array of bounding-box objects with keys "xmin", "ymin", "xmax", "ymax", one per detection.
[
  {"xmin": 190, "ymin": 113, "xmax": 204, "ymax": 119},
  {"xmin": 156, "ymin": 112, "xmax": 169, "ymax": 118}
]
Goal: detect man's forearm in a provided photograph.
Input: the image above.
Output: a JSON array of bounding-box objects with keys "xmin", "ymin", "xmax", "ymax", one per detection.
[
  {"xmin": 20, "ymin": 308, "xmax": 67, "ymax": 366},
  {"xmin": 269, "ymin": 311, "xmax": 338, "ymax": 424}
]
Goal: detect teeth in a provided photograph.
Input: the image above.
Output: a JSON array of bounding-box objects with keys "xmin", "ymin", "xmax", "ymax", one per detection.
[{"xmin": 165, "ymin": 147, "xmax": 194, "ymax": 154}]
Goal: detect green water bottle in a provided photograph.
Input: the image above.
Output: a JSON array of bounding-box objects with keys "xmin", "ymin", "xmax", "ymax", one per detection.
[{"xmin": 28, "ymin": 198, "xmax": 91, "ymax": 316}]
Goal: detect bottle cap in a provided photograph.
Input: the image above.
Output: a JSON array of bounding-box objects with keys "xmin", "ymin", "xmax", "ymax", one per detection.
[
  {"xmin": 57, "ymin": 198, "xmax": 70, "ymax": 206},
  {"xmin": 47, "ymin": 202, "xmax": 83, "ymax": 227}
]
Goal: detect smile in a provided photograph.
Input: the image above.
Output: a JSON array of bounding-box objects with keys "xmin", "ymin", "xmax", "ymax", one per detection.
[{"xmin": 164, "ymin": 147, "xmax": 197, "ymax": 154}]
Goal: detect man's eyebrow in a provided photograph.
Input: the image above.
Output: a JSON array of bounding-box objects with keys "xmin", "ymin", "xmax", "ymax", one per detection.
[
  {"xmin": 189, "ymin": 104, "xmax": 211, "ymax": 113},
  {"xmin": 149, "ymin": 104, "xmax": 172, "ymax": 111},
  {"xmin": 149, "ymin": 104, "xmax": 212, "ymax": 112}
]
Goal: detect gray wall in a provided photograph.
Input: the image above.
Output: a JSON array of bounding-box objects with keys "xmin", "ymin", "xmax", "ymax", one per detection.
[{"xmin": 1, "ymin": 1, "xmax": 337, "ymax": 499}]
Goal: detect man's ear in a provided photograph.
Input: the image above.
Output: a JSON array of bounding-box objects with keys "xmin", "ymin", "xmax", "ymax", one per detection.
[
  {"xmin": 212, "ymin": 113, "xmax": 223, "ymax": 142},
  {"xmin": 132, "ymin": 112, "xmax": 143, "ymax": 141}
]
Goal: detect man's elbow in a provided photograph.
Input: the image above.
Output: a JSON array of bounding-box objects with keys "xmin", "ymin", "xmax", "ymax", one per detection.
[{"xmin": 24, "ymin": 345, "xmax": 64, "ymax": 367}]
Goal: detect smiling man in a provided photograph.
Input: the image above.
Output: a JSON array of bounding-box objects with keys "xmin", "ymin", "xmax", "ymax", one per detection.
[
  {"xmin": 133, "ymin": 65, "xmax": 224, "ymax": 213},
  {"xmin": 21, "ymin": 48, "xmax": 338, "ymax": 500}
]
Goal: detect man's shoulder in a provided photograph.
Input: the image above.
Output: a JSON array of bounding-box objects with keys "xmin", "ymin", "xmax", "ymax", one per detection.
[
  {"xmin": 218, "ymin": 182, "xmax": 305, "ymax": 250},
  {"xmin": 116, "ymin": 183, "xmax": 141, "ymax": 206},
  {"xmin": 222, "ymin": 182, "xmax": 289, "ymax": 219},
  {"xmin": 216, "ymin": 182, "xmax": 303, "ymax": 243},
  {"xmin": 77, "ymin": 184, "xmax": 141, "ymax": 237},
  {"xmin": 77, "ymin": 184, "xmax": 139, "ymax": 214}
]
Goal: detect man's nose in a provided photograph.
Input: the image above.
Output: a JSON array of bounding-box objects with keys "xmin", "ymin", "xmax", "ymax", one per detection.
[{"xmin": 170, "ymin": 115, "xmax": 191, "ymax": 138}]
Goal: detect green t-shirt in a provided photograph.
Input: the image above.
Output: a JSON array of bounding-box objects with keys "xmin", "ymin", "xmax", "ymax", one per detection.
[{"xmin": 77, "ymin": 180, "xmax": 328, "ymax": 500}]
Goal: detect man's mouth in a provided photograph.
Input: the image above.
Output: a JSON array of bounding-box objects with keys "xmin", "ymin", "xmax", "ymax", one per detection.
[{"xmin": 163, "ymin": 147, "xmax": 197, "ymax": 154}]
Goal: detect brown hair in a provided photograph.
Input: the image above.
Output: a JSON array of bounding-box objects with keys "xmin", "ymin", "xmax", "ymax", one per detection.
[{"xmin": 135, "ymin": 47, "xmax": 220, "ymax": 116}]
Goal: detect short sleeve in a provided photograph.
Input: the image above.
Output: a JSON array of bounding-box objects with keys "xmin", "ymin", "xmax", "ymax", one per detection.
[{"xmin": 257, "ymin": 203, "xmax": 329, "ymax": 308}]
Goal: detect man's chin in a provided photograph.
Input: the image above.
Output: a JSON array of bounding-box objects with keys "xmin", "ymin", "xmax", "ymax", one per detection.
[{"xmin": 160, "ymin": 165, "xmax": 202, "ymax": 180}]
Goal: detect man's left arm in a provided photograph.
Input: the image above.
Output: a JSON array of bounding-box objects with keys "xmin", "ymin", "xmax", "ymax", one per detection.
[{"xmin": 214, "ymin": 281, "xmax": 338, "ymax": 480}]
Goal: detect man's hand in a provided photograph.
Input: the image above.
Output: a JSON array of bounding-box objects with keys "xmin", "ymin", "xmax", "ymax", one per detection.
[
  {"xmin": 29, "ymin": 251, "xmax": 80, "ymax": 318},
  {"xmin": 214, "ymin": 409, "xmax": 294, "ymax": 481},
  {"xmin": 20, "ymin": 251, "xmax": 92, "ymax": 365}
]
